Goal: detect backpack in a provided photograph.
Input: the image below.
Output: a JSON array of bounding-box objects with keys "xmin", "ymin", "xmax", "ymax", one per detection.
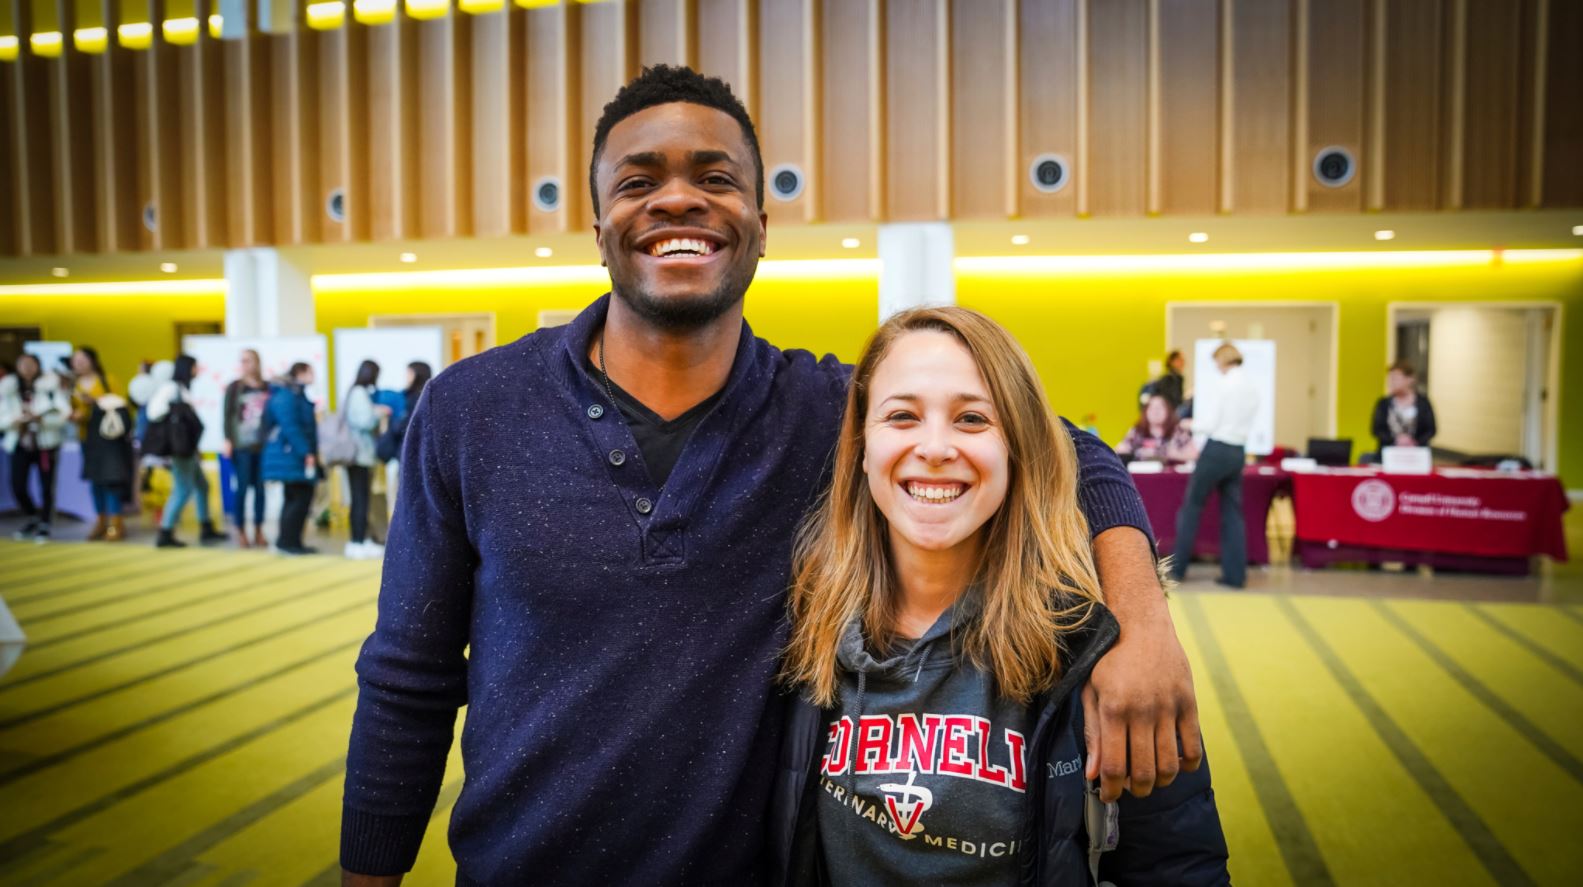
[
  {"xmin": 143, "ymin": 388, "xmax": 203, "ymax": 458},
  {"xmin": 317, "ymin": 407, "xmax": 359, "ymax": 466},
  {"xmin": 98, "ymin": 406, "xmax": 127, "ymax": 441},
  {"xmin": 375, "ymin": 414, "xmax": 409, "ymax": 463}
]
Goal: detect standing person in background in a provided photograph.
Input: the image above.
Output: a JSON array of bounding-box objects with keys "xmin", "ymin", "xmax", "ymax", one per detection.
[
  {"xmin": 1371, "ymin": 361, "xmax": 1437, "ymax": 457},
  {"xmin": 223, "ymin": 349, "xmax": 273, "ymax": 548},
  {"xmin": 0, "ymin": 353, "xmax": 70, "ymax": 542},
  {"xmin": 265, "ymin": 362, "xmax": 321, "ymax": 556},
  {"xmin": 69, "ymin": 347, "xmax": 118, "ymax": 539},
  {"xmin": 1149, "ymin": 349, "xmax": 1187, "ymax": 410},
  {"xmin": 1170, "ymin": 343, "xmax": 1259, "ymax": 589},
  {"xmin": 342, "ymin": 360, "xmax": 391, "ymax": 560},
  {"xmin": 82, "ymin": 384, "xmax": 135, "ymax": 542},
  {"xmin": 149, "ymin": 355, "xmax": 227, "ymax": 548}
]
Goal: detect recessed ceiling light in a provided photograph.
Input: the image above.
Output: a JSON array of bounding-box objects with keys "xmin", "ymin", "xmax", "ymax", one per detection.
[
  {"xmin": 534, "ymin": 247, "xmax": 553, "ymax": 258},
  {"xmin": 399, "ymin": 252, "xmax": 417, "ymax": 263},
  {"xmin": 51, "ymin": 267, "xmax": 68, "ymax": 278},
  {"xmin": 159, "ymin": 262, "xmax": 178, "ymax": 273},
  {"xmin": 1573, "ymin": 225, "xmax": 1583, "ymax": 236},
  {"xmin": 841, "ymin": 237, "xmax": 860, "ymax": 249},
  {"xmin": 1188, "ymin": 232, "xmax": 1209, "ymax": 244},
  {"xmin": 1010, "ymin": 234, "xmax": 1031, "ymax": 246},
  {"xmin": 1375, "ymin": 229, "xmax": 1396, "ymax": 241}
]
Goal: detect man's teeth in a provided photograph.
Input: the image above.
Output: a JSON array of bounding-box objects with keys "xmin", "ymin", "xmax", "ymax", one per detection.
[
  {"xmin": 906, "ymin": 482, "xmax": 964, "ymax": 503},
  {"xmin": 648, "ymin": 238, "xmax": 716, "ymax": 257}
]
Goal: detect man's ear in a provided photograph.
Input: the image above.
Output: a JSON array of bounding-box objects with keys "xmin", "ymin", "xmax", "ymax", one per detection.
[
  {"xmin": 758, "ymin": 212, "xmax": 768, "ymax": 259},
  {"xmin": 593, "ymin": 222, "xmax": 607, "ymax": 268}
]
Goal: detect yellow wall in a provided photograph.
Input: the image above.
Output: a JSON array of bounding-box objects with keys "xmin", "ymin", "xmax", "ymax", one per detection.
[
  {"xmin": 0, "ymin": 292, "xmax": 226, "ymax": 391},
  {"xmin": 9, "ymin": 253, "xmax": 1580, "ymax": 483},
  {"xmin": 957, "ymin": 255, "xmax": 1583, "ymax": 482}
]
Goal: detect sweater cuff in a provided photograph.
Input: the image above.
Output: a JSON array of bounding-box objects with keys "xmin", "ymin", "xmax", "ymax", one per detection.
[
  {"xmin": 1081, "ymin": 477, "xmax": 1157, "ymax": 547},
  {"xmin": 340, "ymin": 803, "xmax": 432, "ymax": 877}
]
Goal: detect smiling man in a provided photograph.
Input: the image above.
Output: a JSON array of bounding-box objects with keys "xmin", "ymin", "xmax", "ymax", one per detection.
[{"xmin": 340, "ymin": 66, "xmax": 1199, "ymax": 886}]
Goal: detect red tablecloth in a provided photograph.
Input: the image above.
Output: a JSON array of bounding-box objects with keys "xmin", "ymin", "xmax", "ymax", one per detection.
[
  {"xmin": 1132, "ymin": 467, "xmax": 1290, "ymax": 565},
  {"xmin": 1291, "ymin": 469, "xmax": 1569, "ymax": 562}
]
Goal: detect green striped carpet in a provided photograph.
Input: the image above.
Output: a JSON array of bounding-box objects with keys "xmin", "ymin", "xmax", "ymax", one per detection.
[{"xmin": 1, "ymin": 539, "xmax": 1580, "ymax": 885}]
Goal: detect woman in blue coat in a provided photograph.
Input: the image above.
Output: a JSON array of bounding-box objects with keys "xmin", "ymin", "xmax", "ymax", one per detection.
[
  {"xmin": 264, "ymin": 362, "xmax": 320, "ymax": 555},
  {"xmin": 774, "ymin": 308, "xmax": 1228, "ymax": 886}
]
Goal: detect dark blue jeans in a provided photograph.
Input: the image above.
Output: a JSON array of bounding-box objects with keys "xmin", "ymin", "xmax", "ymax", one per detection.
[
  {"xmin": 1171, "ymin": 439, "xmax": 1247, "ymax": 587},
  {"xmin": 230, "ymin": 449, "xmax": 266, "ymax": 528},
  {"xmin": 90, "ymin": 483, "xmax": 122, "ymax": 516}
]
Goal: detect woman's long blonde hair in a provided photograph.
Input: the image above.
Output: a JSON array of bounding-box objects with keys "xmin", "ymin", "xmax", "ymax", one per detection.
[{"xmin": 783, "ymin": 307, "xmax": 1103, "ymax": 707}]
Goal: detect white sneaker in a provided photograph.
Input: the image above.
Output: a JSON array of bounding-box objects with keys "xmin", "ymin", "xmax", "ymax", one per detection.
[
  {"xmin": 362, "ymin": 541, "xmax": 385, "ymax": 560},
  {"xmin": 344, "ymin": 541, "xmax": 366, "ymax": 560}
]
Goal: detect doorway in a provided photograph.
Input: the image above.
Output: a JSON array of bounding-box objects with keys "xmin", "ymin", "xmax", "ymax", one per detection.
[
  {"xmin": 1166, "ymin": 302, "xmax": 1338, "ymax": 449},
  {"xmin": 1388, "ymin": 303, "xmax": 1561, "ymax": 470},
  {"xmin": 369, "ymin": 314, "xmax": 496, "ymax": 366}
]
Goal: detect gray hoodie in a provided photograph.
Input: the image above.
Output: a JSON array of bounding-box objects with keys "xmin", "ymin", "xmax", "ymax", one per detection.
[{"xmin": 815, "ymin": 595, "xmax": 1034, "ymax": 886}]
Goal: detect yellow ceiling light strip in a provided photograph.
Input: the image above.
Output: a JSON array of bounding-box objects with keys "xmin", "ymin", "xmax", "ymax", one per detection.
[
  {"xmin": 162, "ymin": 0, "xmax": 198, "ymax": 44},
  {"xmin": 207, "ymin": 12, "xmax": 222, "ymax": 38},
  {"xmin": 352, "ymin": 0, "xmax": 396, "ymax": 25},
  {"xmin": 405, "ymin": 0, "xmax": 449, "ymax": 20},
  {"xmin": 0, "ymin": 279, "xmax": 226, "ymax": 296},
  {"xmin": 458, "ymin": 0, "xmax": 503, "ymax": 14},
  {"xmin": 72, "ymin": 0, "xmax": 106, "ymax": 53},
  {"xmin": 306, "ymin": 0, "xmax": 346, "ymax": 29},
  {"xmin": 0, "ymin": 0, "xmax": 16, "ymax": 61},
  {"xmin": 953, "ymin": 249, "xmax": 1583, "ymax": 275},
  {"xmin": 117, "ymin": 0, "xmax": 152, "ymax": 48},
  {"xmin": 27, "ymin": 0, "xmax": 62, "ymax": 57},
  {"xmin": 514, "ymin": 0, "xmax": 558, "ymax": 7}
]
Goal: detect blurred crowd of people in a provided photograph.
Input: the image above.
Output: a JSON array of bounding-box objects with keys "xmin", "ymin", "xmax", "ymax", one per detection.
[{"xmin": 0, "ymin": 348, "xmax": 431, "ymax": 558}]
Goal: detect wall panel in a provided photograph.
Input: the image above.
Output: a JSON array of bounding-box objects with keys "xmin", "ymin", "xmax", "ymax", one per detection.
[
  {"xmin": 1019, "ymin": 0, "xmax": 1080, "ymax": 217},
  {"xmin": 525, "ymin": 2, "xmax": 577, "ymax": 235},
  {"xmin": 759, "ymin": 0, "xmax": 817, "ymax": 223},
  {"xmin": 950, "ymin": 0, "xmax": 1016, "ymax": 219},
  {"xmin": 639, "ymin": 0, "xmax": 692, "ymax": 69},
  {"xmin": 417, "ymin": 14, "xmax": 472, "ymax": 239},
  {"xmin": 819, "ymin": 0, "xmax": 881, "ymax": 223},
  {"xmin": 1458, "ymin": 0, "xmax": 1526, "ymax": 209},
  {"xmin": 1298, "ymin": 0, "xmax": 1364, "ymax": 212},
  {"xmin": 695, "ymin": 0, "xmax": 752, "ymax": 118},
  {"xmin": 1086, "ymin": 0, "xmax": 1147, "ymax": 217},
  {"xmin": 579, "ymin": 0, "xmax": 636, "ymax": 228},
  {"xmin": 367, "ymin": 19, "xmax": 420, "ymax": 241},
  {"xmin": 1222, "ymin": 0, "xmax": 1291, "ymax": 214},
  {"xmin": 1374, "ymin": 0, "xmax": 1443, "ymax": 211},
  {"xmin": 469, "ymin": 10, "xmax": 524, "ymax": 238},
  {"xmin": 319, "ymin": 19, "xmax": 370, "ymax": 243},
  {"xmin": 223, "ymin": 26, "xmax": 273, "ymax": 247},
  {"xmin": 270, "ymin": 27, "xmax": 319, "ymax": 245},
  {"xmin": 135, "ymin": 15, "xmax": 184, "ymax": 250},
  {"xmin": 46, "ymin": 0, "xmax": 94, "ymax": 254},
  {"xmin": 1151, "ymin": 0, "xmax": 1218, "ymax": 216},
  {"xmin": 885, "ymin": 0, "xmax": 947, "ymax": 220},
  {"xmin": 1540, "ymin": 0, "xmax": 1583, "ymax": 207},
  {"xmin": 177, "ymin": 15, "xmax": 228, "ymax": 249}
]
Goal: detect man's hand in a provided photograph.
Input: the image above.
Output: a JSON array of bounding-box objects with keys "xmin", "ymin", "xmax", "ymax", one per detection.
[
  {"xmin": 342, "ymin": 870, "xmax": 402, "ymax": 887},
  {"xmin": 1083, "ymin": 527, "xmax": 1203, "ymax": 803}
]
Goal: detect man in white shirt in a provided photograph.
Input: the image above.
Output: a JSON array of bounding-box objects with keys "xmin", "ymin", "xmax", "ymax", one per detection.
[{"xmin": 1170, "ymin": 343, "xmax": 1260, "ymax": 588}]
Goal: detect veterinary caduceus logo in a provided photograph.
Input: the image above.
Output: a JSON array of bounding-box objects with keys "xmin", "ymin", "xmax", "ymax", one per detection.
[{"xmin": 879, "ymin": 771, "xmax": 934, "ymax": 840}]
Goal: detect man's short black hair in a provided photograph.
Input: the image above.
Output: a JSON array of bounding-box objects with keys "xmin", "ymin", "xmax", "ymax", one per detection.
[{"xmin": 589, "ymin": 64, "xmax": 764, "ymax": 217}]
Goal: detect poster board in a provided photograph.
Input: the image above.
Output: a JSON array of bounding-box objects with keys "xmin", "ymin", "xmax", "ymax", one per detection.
[
  {"xmin": 1192, "ymin": 339, "xmax": 1276, "ymax": 456},
  {"xmin": 181, "ymin": 335, "xmax": 330, "ymax": 454},
  {"xmin": 22, "ymin": 340, "xmax": 74, "ymax": 375},
  {"xmin": 332, "ymin": 327, "xmax": 444, "ymax": 409}
]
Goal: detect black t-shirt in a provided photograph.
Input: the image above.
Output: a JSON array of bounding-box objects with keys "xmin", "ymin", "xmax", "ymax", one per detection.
[{"xmin": 590, "ymin": 361, "xmax": 723, "ymax": 487}]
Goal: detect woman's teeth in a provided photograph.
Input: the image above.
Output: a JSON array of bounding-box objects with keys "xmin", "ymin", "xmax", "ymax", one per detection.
[
  {"xmin": 905, "ymin": 482, "xmax": 964, "ymax": 503},
  {"xmin": 648, "ymin": 238, "xmax": 716, "ymax": 257}
]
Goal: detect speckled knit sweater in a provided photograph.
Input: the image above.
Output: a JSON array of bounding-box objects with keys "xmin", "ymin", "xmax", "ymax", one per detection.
[{"xmin": 340, "ymin": 294, "xmax": 1153, "ymax": 885}]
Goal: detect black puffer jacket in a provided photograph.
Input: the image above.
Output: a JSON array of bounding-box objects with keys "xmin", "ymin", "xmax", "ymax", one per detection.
[{"xmin": 769, "ymin": 605, "xmax": 1231, "ymax": 886}]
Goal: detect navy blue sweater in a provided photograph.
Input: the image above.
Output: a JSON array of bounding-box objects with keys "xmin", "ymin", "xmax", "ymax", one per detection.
[{"xmin": 341, "ymin": 295, "xmax": 1154, "ymax": 884}]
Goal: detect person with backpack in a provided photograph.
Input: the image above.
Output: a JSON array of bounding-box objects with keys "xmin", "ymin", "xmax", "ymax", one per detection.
[
  {"xmin": 340, "ymin": 360, "xmax": 392, "ymax": 560},
  {"xmin": 82, "ymin": 383, "xmax": 135, "ymax": 542},
  {"xmin": 0, "ymin": 353, "xmax": 71, "ymax": 542},
  {"xmin": 223, "ymin": 349, "xmax": 273, "ymax": 548},
  {"xmin": 147, "ymin": 354, "xmax": 227, "ymax": 548},
  {"xmin": 265, "ymin": 362, "xmax": 321, "ymax": 556}
]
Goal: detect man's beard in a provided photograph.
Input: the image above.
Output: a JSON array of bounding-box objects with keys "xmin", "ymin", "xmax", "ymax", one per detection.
[{"xmin": 611, "ymin": 261, "xmax": 758, "ymax": 333}]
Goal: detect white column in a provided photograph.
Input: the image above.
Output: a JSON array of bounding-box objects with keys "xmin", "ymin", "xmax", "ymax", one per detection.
[
  {"xmin": 877, "ymin": 222, "xmax": 956, "ymax": 322},
  {"xmin": 223, "ymin": 248, "xmax": 315, "ymax": 339}
]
